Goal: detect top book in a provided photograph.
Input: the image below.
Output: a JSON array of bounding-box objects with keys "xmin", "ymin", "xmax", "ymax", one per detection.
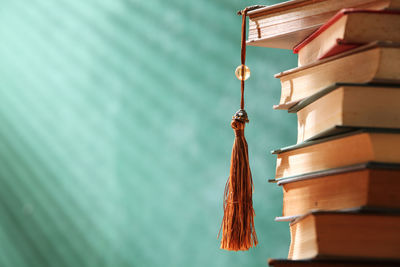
[{"xmin": 247, "ymin": 0, "xmax": 400, "ymax": 49}]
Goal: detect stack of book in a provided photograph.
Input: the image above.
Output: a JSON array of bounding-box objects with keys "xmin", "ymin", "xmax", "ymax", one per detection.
[{"xmin": 246, "ymin": 0, "xmax": 400, "ymax": 266}]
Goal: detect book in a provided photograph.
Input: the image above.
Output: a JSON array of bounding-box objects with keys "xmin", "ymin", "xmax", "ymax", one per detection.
[
  {"xmin": 272, "ymin": 129, "xmax": 400, "ymax": 179},
  {"xmin": 269, "ymin": 258, "xmax": 400, "ymax": 267},
  {"xmin": 293, "ymin": 83, "xmax": 400, "ymax": 143},
  {"xmin": 277, "ymin": 163, "xmax": 400, "ymax": 217},
  {"xmin": 274, "ymin": 42, "xmax": 400, "ymax": 110},
  {"xmin": 294, "ymin": 9, "xmax": 400, "ymax": 66},
  {"xmin": 288, "ymin": 210, "xmax": 400, "ymax": 260},
  {"xmin": 247, "ymin": 0, "xmax": 400, "ymax": 49}
]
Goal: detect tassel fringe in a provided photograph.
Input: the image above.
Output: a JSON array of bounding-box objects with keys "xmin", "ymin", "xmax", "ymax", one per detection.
[{"xmin": 220, "ymin": 117, "xmax": 258, "ymax": 251}]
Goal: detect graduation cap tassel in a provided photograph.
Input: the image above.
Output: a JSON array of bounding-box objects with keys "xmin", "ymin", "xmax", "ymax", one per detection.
[{"xmin": 219, "ymin": 7, "xmax": 259, "ymax": 251}]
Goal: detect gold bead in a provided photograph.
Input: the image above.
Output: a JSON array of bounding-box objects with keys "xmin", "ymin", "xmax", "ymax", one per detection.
[{"xmin": 235, "ymin": 64, "xmax": 250, "ymax": 81}]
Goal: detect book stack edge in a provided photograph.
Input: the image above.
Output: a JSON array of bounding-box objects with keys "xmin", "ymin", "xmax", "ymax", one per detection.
[{"xmin": 249, "ymin": 0, "xmax": 400, "ymax": 265}]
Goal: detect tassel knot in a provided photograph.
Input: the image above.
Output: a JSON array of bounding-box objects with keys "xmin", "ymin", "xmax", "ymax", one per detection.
[
  {"xmin": 232, "ymin": 121, "xmax": 245, "ymax": 138},
  {"xmin": 232, "ymin": 109, "xmax": 247, "ymax": 136}
]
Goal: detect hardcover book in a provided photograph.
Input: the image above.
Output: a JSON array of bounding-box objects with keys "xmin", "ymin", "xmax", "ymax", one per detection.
[
  {"xmin": 276, "ymin": 163, "xmax": 400, "ymax": 217},
  {"xmin": 294, "ymin": 9, "xmax": 400, "ymax": 66},
  {"xmin": 293, "ymin": 83, "xmax": 400, "ymax": 143},
  {"xmin": 247, "ymin": 0, "xmax": 400, "ymax": 49},
  {"xmin": 274, "ymin": 42, "xmax": 400, "ymax": 109},
  {"xmin": 288, "ymin": 210, "xmax": 400, "ymax": 260},
  {"xmin": 273, "ymin": 129, "xmax": 400, "ymax": 179},
  {"xmin": 269, "ymin": 258, "xmax": 400, "ymax": 267}
]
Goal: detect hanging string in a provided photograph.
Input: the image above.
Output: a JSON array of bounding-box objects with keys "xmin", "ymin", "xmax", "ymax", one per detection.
[
  {"xmin": 237, "ymin": 5, "xmax": 264, "ymax": 110},
  {"xmin": 240, "ymin": 9, "xmax": 246, "ymax": 110}
]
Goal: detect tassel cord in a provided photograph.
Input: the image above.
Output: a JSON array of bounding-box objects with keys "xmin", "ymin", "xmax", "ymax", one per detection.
[{"xmin": 240, "ymin": 8, "xmax": 247, "ymax": 110}]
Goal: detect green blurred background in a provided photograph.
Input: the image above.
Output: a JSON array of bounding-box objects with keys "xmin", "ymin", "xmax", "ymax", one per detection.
[{"xmin": 0, "ymin": 0, "xmax": 297, "ymax": 266}]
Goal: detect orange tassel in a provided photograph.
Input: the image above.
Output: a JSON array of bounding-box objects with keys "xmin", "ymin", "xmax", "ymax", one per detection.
[
  {"xmin": 219, "ymin": 7, "xmax": 259, "ymax": 251},
  {"xmin": 219, "ymin": 109, "xmax": 258, "ymax": 251}
]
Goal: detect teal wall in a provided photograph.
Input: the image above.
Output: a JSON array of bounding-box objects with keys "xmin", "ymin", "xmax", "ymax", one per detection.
[{"xmin": 0, "ymin": 0, "xmax": 297, "ymax": 266}]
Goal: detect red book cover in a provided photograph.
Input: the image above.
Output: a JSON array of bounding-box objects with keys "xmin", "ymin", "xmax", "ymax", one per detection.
[{"xmin": 318, "ymin": 40, "xmax": 360, "ymax": 60}]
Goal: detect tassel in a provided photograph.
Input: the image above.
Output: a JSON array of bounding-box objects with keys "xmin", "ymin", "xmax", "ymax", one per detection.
[
  {"xmin": 219, "ymin": 6, "xmax": 260, "ymax": 252},
  {"xmin": 220, "ymin": 109, "xmax": 258, "ymax": 251}
]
